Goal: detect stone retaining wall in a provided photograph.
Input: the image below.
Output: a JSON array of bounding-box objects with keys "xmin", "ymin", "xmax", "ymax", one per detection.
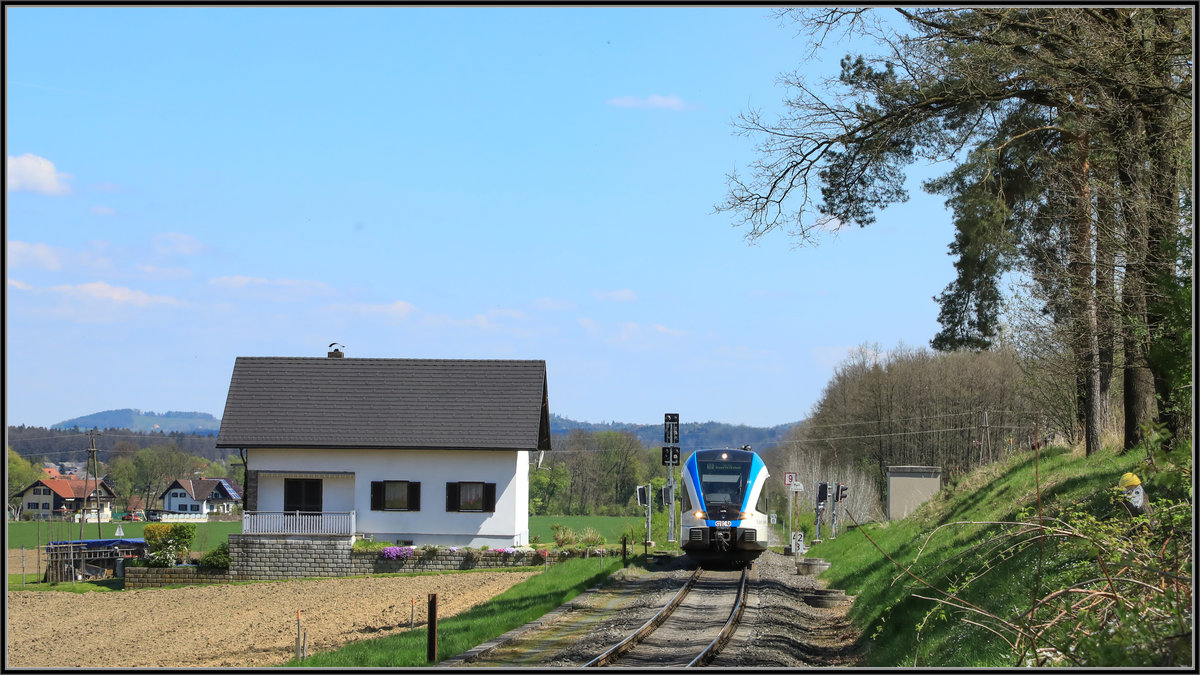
[
  {"xmin": 229, "ymin": 534, "xmax": 552, "ymax": 582},
  {"xmin": 125, "ymin": 567, "xmax": 233, "ymax": 589}
]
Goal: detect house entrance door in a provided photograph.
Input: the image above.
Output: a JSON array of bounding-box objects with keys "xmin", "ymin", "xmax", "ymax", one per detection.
[{"xmin": 283, "ymin": 478, "xmax": 323, "ymax": 512}]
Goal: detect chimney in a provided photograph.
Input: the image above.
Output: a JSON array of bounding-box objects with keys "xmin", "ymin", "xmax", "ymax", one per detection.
[{"xmin": 328, "ymin": 342, "xmax": 345, "ymax": 358}]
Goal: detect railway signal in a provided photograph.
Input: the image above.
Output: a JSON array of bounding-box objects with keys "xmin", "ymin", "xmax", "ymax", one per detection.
[
  {"xmin": 663, "ymin": 413, "xmax": 679, "ymax": 443},
  {"xmin": 663, "ymin": 413, "xmax": 680, "ymax": 542},
  {"xmin": 661, "ymin": 446, "xmax": 680, "ymax": 466}
]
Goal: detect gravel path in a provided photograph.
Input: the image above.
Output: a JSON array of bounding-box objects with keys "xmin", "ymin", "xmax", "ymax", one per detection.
[{"xmin": 450, "ymin": 550, "xmax": 864, "ymax": 668}]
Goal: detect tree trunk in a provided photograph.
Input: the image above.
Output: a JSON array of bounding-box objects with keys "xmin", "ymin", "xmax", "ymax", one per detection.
[
  {"xmin": 1094, "ymin": 182, "xmax": 1117, "ymax": 430},
  {"xmin": 1070, "ymin": 129, "xmax": 1101, "ymax": 456},
  {"xmin": 1115, "ymin": 106, "xmax": 1158, "ymax": 451},
  {"xmin": 1143, "ymin": 73, "xmax": 1182, "ymax": 443}
]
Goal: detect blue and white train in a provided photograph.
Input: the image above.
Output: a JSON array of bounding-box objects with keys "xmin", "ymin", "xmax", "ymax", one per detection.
[{"xmin": 680, "ymin": 447, "xmax": 770, "ymax": 563}]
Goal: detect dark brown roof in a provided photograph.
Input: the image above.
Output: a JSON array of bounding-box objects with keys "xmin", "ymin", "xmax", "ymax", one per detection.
[
  {"xmin": 215, "ymin": 357, "xmax": 551, "ymax": 451},
  {"xmin": 159, "ymin": 478, "xmax": 242, "ymax": 502}
]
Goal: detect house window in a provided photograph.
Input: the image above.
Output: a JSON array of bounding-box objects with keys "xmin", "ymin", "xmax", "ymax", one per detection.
[
  {"xmin": 42, "ymin": 503, "xmax": 50, "ymax": 510},
  {"xmin": 283, "ymin": 478, "xmax": 323, "ymax": 512},
  {"xmin": 445, "ymin": 482, "xmax": 496, "ymax": 513},
  {"xmin": 27, "ymin": 502, "xmax": 38, "ymax": 510},
  {"xmin": 191, "ymin": 504, "xmax": 200, "ymax": 512},
  {"xmin": 370, "ymin": 481, "xmax": 421, "ymax": 511}
]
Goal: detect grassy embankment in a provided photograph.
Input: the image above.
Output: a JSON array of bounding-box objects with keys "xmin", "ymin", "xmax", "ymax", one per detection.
[
  {"xmin": 283, "ymin": 555, "xmax": 626, "ymax": 667},
  {"xmin": 805, "ymin": 443, "xmax": 1191, "ymax": 667}
]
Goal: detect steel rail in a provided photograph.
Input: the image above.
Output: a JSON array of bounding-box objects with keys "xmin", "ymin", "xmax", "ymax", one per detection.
[
  {"xmin": 686, "ymin": 566, "xmax": 749, "ymax": 668},
  {"xmin": 583, "ymin": 567, "xmax": 703, "ymax": 667}
]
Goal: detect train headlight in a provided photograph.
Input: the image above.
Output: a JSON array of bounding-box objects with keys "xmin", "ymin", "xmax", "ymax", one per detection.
[
  {"xmin": 693, "ymin": 511, "xmax": 707, "ymax": 519},
  {"xmin": 739, "ymin": 511, "xmax": 753, "ymax": 520}
]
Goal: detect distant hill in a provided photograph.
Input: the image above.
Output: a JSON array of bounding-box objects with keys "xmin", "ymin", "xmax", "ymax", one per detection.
[
  {"xmin": 51, "ymin": 409, "xmax": 221, "ymax": 434},
  {"xmin": 550, "ymin": 414, "xmax": 798, "ymax": 453},
  {"xmin": 42, "ymin": 408, "xmax": 794, "ymax": 451}
]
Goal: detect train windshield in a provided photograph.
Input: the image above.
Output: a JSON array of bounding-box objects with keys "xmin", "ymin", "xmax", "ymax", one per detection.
[{"xmin": 696, "ymin": 455, "xmax": 752, "ymax": 508}]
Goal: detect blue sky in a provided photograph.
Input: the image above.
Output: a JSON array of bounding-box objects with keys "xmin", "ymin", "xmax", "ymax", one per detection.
[{"xmin": 6, "ymin": 7, "xmax": 956, "ymax": 429}]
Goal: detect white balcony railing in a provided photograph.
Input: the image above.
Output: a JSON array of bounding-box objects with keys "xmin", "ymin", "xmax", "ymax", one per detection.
[{"xmin": 242, "ymin": 510, "xmax": 356, "ymax": 535}]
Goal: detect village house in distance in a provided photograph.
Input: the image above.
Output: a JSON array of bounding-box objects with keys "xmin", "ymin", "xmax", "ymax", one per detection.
[{"xmin": 215, "ymin": 347, "xmax": 551, "ymax": 548}]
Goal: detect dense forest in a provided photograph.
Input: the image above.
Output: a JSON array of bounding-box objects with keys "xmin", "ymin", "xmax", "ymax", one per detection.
[
  {"xmin": 51, "ymin": 409, "xmax": 220, "ymax": 434},
  {"xmin": 7, "ymin": 425, "xmax": 222, "ymax": 465}
]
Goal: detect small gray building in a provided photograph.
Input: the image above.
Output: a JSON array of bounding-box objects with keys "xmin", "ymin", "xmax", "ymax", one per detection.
[{"xmin": 886, "ymin": 466, "xmax": 942, "ymax": 521}]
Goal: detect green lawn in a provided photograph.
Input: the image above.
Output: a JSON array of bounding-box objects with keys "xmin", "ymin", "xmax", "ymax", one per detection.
[{"xmin": 5, "ymin": 520, "xmax": 242, "ymax": 552}]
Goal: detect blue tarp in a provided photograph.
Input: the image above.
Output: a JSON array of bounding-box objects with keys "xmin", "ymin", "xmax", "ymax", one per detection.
[{"xmin": 48, "ymin": 538, "xmax": 146, "ymax": 549}]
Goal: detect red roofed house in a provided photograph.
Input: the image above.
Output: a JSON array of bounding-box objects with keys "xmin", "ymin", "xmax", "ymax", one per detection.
[{"xmin": 18, "ymin": 477, "xmax": 116, "ymax": 522}]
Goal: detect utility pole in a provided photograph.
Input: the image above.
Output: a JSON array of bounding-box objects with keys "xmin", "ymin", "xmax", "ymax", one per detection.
[{"xmin": 90, "ymin": 433, "xmax": 103, "ymax": 540}]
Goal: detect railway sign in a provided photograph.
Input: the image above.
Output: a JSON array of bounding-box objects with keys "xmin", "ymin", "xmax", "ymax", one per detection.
[
  {"xmin": 790, "ymin": 481, "xmax": 804, "ymax": 493},
  {"xmin": 784, "ymin": 471, "xmax": 797, "ymax": 485}
]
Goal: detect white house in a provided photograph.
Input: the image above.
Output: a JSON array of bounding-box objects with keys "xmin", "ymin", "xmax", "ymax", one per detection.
[
  {"xmin": 214, "ymin": 350, "xmax": 551, "ymax": 548},
  {"xmin": 17, "ymin": 477, "xmax": 115, "ymax": 522},
  {"xmin": 159, "ymin": 478, "xmax": 242, "ymax": 517}
]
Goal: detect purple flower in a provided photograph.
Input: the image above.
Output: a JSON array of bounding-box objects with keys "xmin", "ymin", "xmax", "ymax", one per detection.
[{"xmin": 381, "ymin": 546, "xmax": 414, "ymax": 561}]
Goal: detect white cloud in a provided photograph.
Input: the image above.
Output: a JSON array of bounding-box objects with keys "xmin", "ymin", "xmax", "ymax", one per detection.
[
  {"xmin": 209, "ymin": 275, "xmax": 333, "ymax": 300},
  {"xmin": 90, "ymin": 206, "xmax": 118, "ymax": 217},
  {"xmin": 652, "ymin": 323, "xmax": 687, "ymax": 336},
  {"xmin": 606, "ymin": 94, "xmax": 695, "ymax": 111},
  {"xmin": 137, "ymin": 264, "xmax": 192, "ymax": 280},
  {"xmin": 593, "ymin": 288, "xmax": 638, "ymax": 302},
  {"xmin": 153, "ymin": 232, "xmax": 205, "ymax": 256},
  {"xmin": 209, "ymin": 275, "xmax": 269, "ymax": 288},
  {"xmin": 8, "ymin": 278, "xmax": 33, "ymax": 290},
  {"xmin": 534, "ymin": 297, "xmax": 575, "ymax": 311},
  {"xmin": 7, "ymin": 241, "xmax": 63, "ymax": 270},
  {"xmin": 50, "ymin": 281, "xmax": 182, "ymax": 307},
  {"xmin": 6, "ymin": 154, "xmax": 72, "ymax": 195},
  {"xmin": 346, "ymin": 300, "xmax": 417, "ymax": 318}
]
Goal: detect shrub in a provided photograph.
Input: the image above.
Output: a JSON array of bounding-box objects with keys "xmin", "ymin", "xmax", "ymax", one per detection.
[
  {"xmin": 550, "ymin": 524, "xmax": 578, "ymax": 548},
  {"xmin": 580, "ymin": 527, "xmax": 605, "ymax": 548},
  {"xmin": 353, "ymin": 539, "xmax": 390, "ymax": 553},
  {"xmin": 142, "ymin": 524, "xmax": 173, "ymax": 550},
  {"xmin": 197, "ymin": 543, "xmax": 231, "ymax": 570},
  {"xmin": 142, "ymin": 523, "xmax": 195, "ymax": 566}
]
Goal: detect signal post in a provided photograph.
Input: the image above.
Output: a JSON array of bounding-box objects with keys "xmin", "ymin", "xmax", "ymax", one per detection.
[{"xmin": 662, "ymin": 413, "xmax": 680, "ymax": 543}]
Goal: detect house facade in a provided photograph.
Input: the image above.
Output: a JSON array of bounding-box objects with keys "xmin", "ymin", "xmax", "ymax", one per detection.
[
  {"xmin": 18, "ymin": 477, "xmax": 115, "ymax": 521},
  {"xmin": 159, "ymin": 478, "xmax": 242, "ymax": 517},
  {"xmin": 215, "ymin": 352, "xmax": 550, "ymax": 548}
]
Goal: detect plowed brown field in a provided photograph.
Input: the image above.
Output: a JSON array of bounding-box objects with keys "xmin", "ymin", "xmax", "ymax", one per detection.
[{"xmin": 6, "ymin": 570, "xmax": 535, "ymax": 668}]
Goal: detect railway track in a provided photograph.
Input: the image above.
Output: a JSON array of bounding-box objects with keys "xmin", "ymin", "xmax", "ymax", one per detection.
[{"xmin": 585, "ymin": 565, "xmax": 751, "ymax": 668}]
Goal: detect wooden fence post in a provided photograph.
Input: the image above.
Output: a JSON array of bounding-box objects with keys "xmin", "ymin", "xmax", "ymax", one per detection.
[{"xmin": 427, "ymin": 593, "xmax": 438, "ymax": 662}]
